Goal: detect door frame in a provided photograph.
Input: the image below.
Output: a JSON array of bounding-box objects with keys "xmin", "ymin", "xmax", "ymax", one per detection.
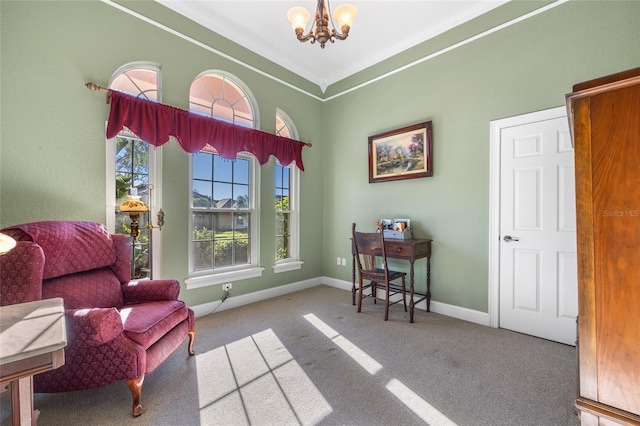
[{"xmin": 487, "ymin": 106, "xmax": 567, "ymax": 328}]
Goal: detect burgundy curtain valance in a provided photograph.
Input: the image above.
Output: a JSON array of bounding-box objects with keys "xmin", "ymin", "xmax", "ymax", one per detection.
[{"xmin": 105, "ymin": 90, "xmax": 305, "ymax": 171}]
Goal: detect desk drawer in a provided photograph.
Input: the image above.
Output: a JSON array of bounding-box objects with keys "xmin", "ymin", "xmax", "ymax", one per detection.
[{"xmin": 386, "ymin": 243, "xmax": 412, "ymax": 259}]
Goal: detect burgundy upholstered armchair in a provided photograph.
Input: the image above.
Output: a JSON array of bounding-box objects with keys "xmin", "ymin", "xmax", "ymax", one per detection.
[{"xmin": 0, "ymin": 221, "xmax": 195, "ymax": 417}]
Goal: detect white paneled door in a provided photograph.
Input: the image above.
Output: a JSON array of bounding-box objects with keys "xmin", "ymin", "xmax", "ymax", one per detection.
[{"xmin": 497, "ymin": 113, "xmax": 577, "ymax": 346}]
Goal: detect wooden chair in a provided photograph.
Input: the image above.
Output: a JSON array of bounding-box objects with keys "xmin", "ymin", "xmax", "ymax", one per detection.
[{"xmin": 352, "ymin": 222, "xmax": 407, "ymax": 321}]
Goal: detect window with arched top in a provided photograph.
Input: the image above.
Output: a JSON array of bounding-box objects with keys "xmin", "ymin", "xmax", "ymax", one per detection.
[
  {"xmin": 274, "ymin": 109, "xmax": 302, "ymax": 273},
  {"xmin": 187, "ymin": 71, "xmax": 263, "ymax": 286},
  {"xmin": 106, "ymin": 63, "xmax": 162, "ymax": 280}
]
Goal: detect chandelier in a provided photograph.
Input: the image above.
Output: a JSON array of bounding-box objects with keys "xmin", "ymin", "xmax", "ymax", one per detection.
[{"xmin": 287, "ymin": 1, "xmax": 357, "ymax": 49}]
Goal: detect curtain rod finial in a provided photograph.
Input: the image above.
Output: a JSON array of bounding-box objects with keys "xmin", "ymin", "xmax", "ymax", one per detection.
[{"xmin": 85, "ymin": 82, "xmax": 111, "ymax": 103}]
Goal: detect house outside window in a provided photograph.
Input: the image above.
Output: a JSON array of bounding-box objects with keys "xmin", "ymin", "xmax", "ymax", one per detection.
[
  {"xmin": 107, "ymin": 63, "xmax": 161, "ymax": 279},
  {"xmin": 274, "ymin": 109, "xmax": 302, "ymax": 273},
  {"xmin": 186, "ymin": 71, "xmax": 263, "ymax": 288}
]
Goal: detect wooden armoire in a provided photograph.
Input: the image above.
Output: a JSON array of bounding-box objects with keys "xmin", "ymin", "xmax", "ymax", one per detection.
[{"xmin": 567, "ymin": 67, "xmax": 640, "ymax": 426}]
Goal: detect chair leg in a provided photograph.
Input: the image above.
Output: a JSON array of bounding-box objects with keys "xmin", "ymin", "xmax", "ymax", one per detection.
[
  {"xmin": 187, "ymin": 329, "xmax": 196, "ymax": 356},
  {"xmin": 384, "ymin": 283, "xmax": 390, "ymax": 321},
  {"xmin": 357, "ymin": 279, "xmax": 364, "ymax": 313},
  {"xmin": 372, "ymin": 281, "xmax": 377, "ymax": 304},
  {"xmin": 126, "ymin": 376, "xmax": 144, "ymax": 417},
  {"xmin": 402, "ymin": 277, "xmax": 407, "ymax": 312}
]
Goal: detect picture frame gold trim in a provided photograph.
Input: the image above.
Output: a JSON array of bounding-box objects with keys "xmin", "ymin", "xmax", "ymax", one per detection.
[{"xmin": 368, "ymin": 121, "xmax": 433, "ymax": 183}]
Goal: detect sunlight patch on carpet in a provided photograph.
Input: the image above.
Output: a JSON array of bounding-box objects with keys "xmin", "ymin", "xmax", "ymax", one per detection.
[
  {"xmin": 195, "ymin": 328, "xmax": 332, "ymax": 424},
  {"xmin": 386, "ymin": 378, "xmax": 459, "ymax": 425},
  {"xmin": 303, "ymin": 313, "xmax": 383, "ymax": 375}
]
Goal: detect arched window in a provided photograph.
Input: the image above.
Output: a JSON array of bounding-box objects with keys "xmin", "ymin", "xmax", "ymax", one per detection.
[
  {"xmin": 107, "ymin": 63, "xmax": 161, "ymax": 280},
  {"xmin": 274, "ymin": 109, "xmax": 302, "ymax": 273},
  {"xmin": 187, "ymin": 71, "xmax": 263, "ymax": 286}
]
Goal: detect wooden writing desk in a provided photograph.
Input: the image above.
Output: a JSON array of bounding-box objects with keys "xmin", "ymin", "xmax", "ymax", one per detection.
[
  {"xmin": 352, "ymin": 238, "xmax": 432, "ymax": 323},
  {"xmin": 0, "ymin": 298, "xmax": 67, "ymax": 425}
]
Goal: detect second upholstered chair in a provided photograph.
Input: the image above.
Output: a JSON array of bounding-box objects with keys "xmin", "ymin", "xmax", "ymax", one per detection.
[{"xmin": 351, "ymin": 222, "xmax": 407, "ymax": 321}]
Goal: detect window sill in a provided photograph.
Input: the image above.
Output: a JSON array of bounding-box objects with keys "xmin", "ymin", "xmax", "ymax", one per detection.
[
  {"xmin": 273, "ymin": 260, "xmax": 304, "ymax": 274},
  {"xmin": 185, "ymin": 266, "xmax": 265, "ymax": 290}
]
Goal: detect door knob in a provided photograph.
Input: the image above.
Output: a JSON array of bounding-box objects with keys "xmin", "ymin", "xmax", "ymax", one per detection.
[{"xmin": 503, "ymin": 235, "xmax": 520, "ymax": 242}]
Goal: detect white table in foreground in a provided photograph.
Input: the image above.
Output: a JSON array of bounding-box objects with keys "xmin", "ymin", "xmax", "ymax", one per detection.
[{"xmin": 0, "ymin": 298, "xmax": 67, "ymax": 426}]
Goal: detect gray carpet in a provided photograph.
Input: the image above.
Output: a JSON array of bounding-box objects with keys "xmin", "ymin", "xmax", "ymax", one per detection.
[{"xmin": 1, "ymin": 285, "xmax": 580, "ymax": 425}]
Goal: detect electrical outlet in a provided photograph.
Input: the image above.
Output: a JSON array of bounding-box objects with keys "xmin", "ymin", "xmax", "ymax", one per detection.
[
  {"xmin": 341, "ymin": 258, "xmax": 346, "ymax": 266},
  {"xmin": 336, "ymin": 257, "xmax": 341, "ymax": 265},
  {"xmin": 222, "ymin": 283, "xmax": 232, "ymax": 292}
]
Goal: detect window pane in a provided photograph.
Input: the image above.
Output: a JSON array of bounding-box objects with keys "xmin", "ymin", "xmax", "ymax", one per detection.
[
  {"xmin": 213, "ymin": 155, "xmax": 233, "ymax": 182},
  {"xmin": 275, "ymin": 167, "xmax": 282, "ymax": 188},
  {"xmin": 193, "ymin": 180, "xmax": 213, "ymax": 208},
  {"xmin": 111, "ymin": 68, "xmax": 158, "ymax": 101},
  {"xmin": 214, "ymin": 240, "xmax": 233, "ymax": 268},
  {"xmin": 193, "ymin": 213, "xmax": 214, "ymax": 239},
  {"xmin": 212, "ymin": 101, "xmax": 234, "ymax": 122},
  {"xmin": 233, "ymin": 158, "xmax": 249, "ymax": 184},
  {"xmin": 213, "ymin": 183, "xmax": 233, "ymax": 207},
  {"xmin": 234, "ymin": 238, "xmax": 250, "ymax": 265},
  {"xmin": 194, "ymin": 241, "xmax": 214, "ymax": 271},
  {"xmin": 276, "ymin": 212, "xmax": 290, "ymax": 260},
  {"xmin": 233, "ymin": 184, "xmax": 249, "ymax": 208},
  {"xmin": 193, "ymin": 214, "xmax": 213, "ymax": 271},
  {"xmin": 193, "ymin": 152, "xmax": 212, "ymax": 180},
  {"xmin": 214, "ymin": 213, "xmax": 233, "ymax": 237}
]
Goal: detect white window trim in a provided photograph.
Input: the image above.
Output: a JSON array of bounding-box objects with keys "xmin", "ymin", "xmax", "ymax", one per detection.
[
  {"xmin": 273, "ymin": 109, "xmax": 302, "ymax": 273},
  {"xmin": 273, "ymin": 260, "xmax": 304, "ymax": 274},
  {"xmin": 185, "ymin": 266, "xmax": 265, "ymax": 290},
  {"xmin": 106, "ymin": 62, "xmax": 162, "ymax": 279},
  {"xmin": 187, "ymin": 71, "xmax": 263, "ymax": 288},
  {"xmin": 187, "ymin": 152, "xmax": 262, "ymax": 286}
]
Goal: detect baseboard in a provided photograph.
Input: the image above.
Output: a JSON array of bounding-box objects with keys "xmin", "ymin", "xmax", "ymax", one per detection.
[
  {"xmin": 191, "ymin": 276, "xmax": 490, "ymax": 327},
  {"xmin": 323, "ymin": 277, "xmax": 490, "ymax": 326},
  {"xmin": 190, "ymin": 276, "xmax": 323, "ymax": 318}
]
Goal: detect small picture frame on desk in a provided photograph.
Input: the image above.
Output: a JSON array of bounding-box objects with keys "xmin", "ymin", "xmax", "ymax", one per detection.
[{"xmin": 368, "ymin": 121, "xmax": 433, "ymax": 183}]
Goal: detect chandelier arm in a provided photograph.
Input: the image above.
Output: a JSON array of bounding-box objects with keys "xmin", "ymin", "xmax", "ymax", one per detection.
[
  {"xmin": 295, "ymin": 28, "xmax": 316, "ymax": 44},
  {"xmin": 331, "ymin": 26, "xmax": 350, "ymax": 41}
]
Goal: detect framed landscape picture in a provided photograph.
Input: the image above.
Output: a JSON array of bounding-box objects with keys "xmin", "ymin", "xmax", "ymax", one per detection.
[{"xmin": 368, "ymin": 121, "xmax": 433, "ymax": 183}]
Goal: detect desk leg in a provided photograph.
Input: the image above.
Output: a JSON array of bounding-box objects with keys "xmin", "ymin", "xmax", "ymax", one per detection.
[
  {"xmin": 409, "ymin": 259, "xmax": 415, "ymax": 323},
  {"xmin": 426, "ymin": 255, "xmax": 431, "ymax": 312},
  {"xmin": 11, "ymin": 376, "xmax": 39, "ymax": 426}
]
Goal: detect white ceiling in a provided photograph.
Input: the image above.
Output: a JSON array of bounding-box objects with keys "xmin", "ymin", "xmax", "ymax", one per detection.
[{"xmin": 155, "ymin": 1, "xmax": 509, "ymax": 92}]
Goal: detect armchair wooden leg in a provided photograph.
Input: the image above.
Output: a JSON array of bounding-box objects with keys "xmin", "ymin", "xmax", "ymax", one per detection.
[
  {"xmin": 126, "ymin": 376, "xmax": 144, "ymax": 417},
  {"xmin": 187, "ymin": 329, "xmax": 196, "ymax": 356}
]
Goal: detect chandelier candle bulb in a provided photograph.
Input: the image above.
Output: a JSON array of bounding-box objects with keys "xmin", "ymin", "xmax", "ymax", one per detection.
[
  {"xmin": 287, "ymin": 7, "xmax": 311, "ymax": 32},
  {"xmin": 333, "ymin": 4, "xmax": 356, "ymax": 29}
]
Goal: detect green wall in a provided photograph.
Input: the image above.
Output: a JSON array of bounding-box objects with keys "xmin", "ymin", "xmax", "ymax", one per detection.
[
  {"xmin": 321, "ymin": 0, "xmax": 640, "ymax": 312},
  {"xmin": 0, "ymin": 0, "xmax": 324, "ymax": 307},
  {"xmin": 1, "ymin": 0, "xmax": 639, "ymax": 312}
]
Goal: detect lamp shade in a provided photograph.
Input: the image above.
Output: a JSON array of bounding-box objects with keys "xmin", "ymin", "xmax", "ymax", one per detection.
[
  {"xmin": 0, "ymin": 232, "xmax": 17, "ymax": 255},
  {"xmin": 120, "ymin": 195, "xmax": 148, "ymax": 213},
  {"xmin": 333, "ymin": 4, "xmax": 356, "ymax": 29},
  {"xmin": 287, "ymin": 7, "xmax": 311, "ymax": 31}
]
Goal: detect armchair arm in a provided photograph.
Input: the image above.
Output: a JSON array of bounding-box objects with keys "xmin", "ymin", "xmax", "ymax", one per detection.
[
  {"xmin": 0, "ymin": 241, "xmax": 44, "ymax": 305},
  {"xmin": 66, "ymin": 307, "xmax": 123, "ymax": 346},
  {"xmin": 122, "ymin": 279, "xmax": 180, "ymax": 304}
]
